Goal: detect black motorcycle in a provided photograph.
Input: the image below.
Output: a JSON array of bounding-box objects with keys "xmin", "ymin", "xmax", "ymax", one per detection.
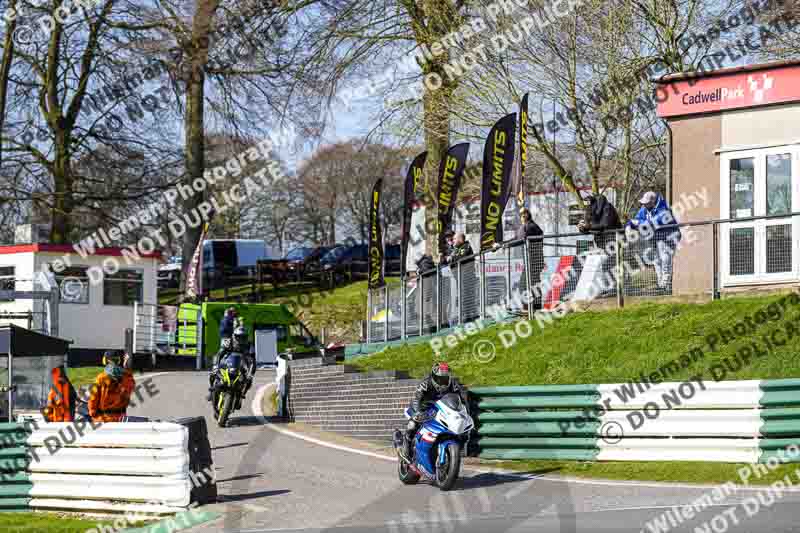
[{"xmin": 210, "ymin": 352, "xmax": 248, "ymax": 427}]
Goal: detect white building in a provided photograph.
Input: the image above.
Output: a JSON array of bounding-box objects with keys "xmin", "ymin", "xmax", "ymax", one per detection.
[{"xmin": 0, "ymin": 244, "xmax": 161, "ymax": 362}]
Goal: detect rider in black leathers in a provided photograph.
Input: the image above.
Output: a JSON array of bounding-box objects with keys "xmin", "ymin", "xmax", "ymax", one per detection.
[
  {"xmin": 207, "ymin": 321, "xmax": 255, "ymax": 402},
  {"xmin": 401, "ymin": 362, "xmax": 468, "ymax": 462}
]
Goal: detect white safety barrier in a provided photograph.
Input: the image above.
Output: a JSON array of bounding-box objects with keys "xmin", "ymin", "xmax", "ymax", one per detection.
[{"xmin": 26, "ymin": 422, "xmax": 193, "ymax": 514}]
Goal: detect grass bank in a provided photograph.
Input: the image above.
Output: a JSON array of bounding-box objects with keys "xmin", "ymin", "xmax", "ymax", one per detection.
[
  {"xmin": 350, "ymin": 291, "xmax": 800, "ymax": 485},
  {"xmin": 351, "ymin": 292, "xmax": 800, "ymax": 385}
]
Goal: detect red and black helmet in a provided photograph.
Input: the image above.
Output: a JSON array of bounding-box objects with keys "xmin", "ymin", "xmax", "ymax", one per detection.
[{"xmin": 431, "ymin": 362, "xmax": 451, "ymax": 393}]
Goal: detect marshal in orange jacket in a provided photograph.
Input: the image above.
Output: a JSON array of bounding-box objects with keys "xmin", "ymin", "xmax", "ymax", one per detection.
[
  {"xmin": 87, "ymin": 369, "xmax": 136, "ymax": 423},
  {"xmin": 43, "ymin": 366, "xmax": 77, "ymax": 422}
]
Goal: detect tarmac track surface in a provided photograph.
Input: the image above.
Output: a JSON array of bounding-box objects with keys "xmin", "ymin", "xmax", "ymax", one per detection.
[{"xmin": 129, "ymin": 371, "xmax": 800, "ymax": 533}]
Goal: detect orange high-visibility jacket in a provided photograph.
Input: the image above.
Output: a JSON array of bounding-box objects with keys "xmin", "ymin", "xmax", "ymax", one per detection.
[
  {"xmin": 88, "ymin": 369, "xmax": 135, "ymax": 422},
  {"xmin": 43, "ymin": 366, "xmax": 77, "ymax": 422}
]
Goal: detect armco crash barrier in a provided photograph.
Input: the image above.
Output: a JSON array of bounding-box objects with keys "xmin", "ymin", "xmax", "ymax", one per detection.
[
  {"xmin": 472, "ymin": 379, "xmax": 800, "ymax": 463},
  {"xmin": 0, "ymin": 423, "xmax": 33, "ymax": 511},
  {"xmin": 0, "ymin": 420, "xmax": 215, "ymax": 514}
]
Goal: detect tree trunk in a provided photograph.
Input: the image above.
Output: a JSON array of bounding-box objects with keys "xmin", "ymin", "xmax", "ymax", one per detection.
[
  {"xmin": 0, "ymin": 0, "xmax": 16, "ymax": 167},
  {"xmin": 180, "ymin": 64, "xmax": 206, "ymax": 292},
  {"xmin": 421, "ymin": 66, "xmax": 453, "ymax": 261},
  {"xmin": 179, "ymin": 0, "xmax": 220, "ymax": 293},
  {"xmin": 50, "ymin": 131, "xmax": 74, "ymax": 243}
]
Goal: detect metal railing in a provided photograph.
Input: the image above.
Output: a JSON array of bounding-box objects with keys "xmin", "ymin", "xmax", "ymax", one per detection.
[
  {"xmin": 0, "ymin": 276, "xmax": 60, "ymax": 337},
  {"xmin": 132, "ymin": 303, "xmax": 201, "ymax": 360},
  {"xmin": 366, "ymin": 212, "xmax": 800, "ymax": 343}
]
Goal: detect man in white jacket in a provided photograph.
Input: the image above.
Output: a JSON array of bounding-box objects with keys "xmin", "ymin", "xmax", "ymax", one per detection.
[{"xmin": 275, "ymin": 353, "xmax": 289, "ymax": 417}]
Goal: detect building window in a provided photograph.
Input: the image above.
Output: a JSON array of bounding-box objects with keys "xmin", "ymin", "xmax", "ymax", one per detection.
[
  {"xmin": 729, "ymin": 158, "xmax": 754, "ymax": 219},
  {"xmin": 103, "ymin": 269, "xmax": 143, "ymax": 306},
  {"xmin": 766, "ymin": 154, "xmax": 792, "ymax": 216},
  {"xmin": 52, "ymin": 266, "xmax": 90, "ymax": 304},
  {"xmin": 0, "ymin": 266, "xmax": 14, "ymax": 301}
]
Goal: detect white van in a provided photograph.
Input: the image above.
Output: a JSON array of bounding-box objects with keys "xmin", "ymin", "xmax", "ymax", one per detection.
[{"xmin": 202, "ymin": 239, "xmax": 274, "ymax": 280}]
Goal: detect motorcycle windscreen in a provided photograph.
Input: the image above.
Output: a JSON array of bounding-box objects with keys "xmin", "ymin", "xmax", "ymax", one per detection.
[
  {"xmin": 439, "ymin": 393, "xmax": 462, "ymax": 410},
  {"xmin": 224, "ymin": 353, "xmax": 242, "ymax": 369}
]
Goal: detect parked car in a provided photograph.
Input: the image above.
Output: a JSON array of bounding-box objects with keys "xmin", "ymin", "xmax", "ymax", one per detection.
[
  {"xmin": 157, "ymin": 262, "xmax": 182, "ymax": 289},
  {"xmin": 260, "ymin": 246, "xmax": 331, "ymax": 284},
  {"xmin": 311, "ymin": 243, "xmax": 369, "ymax": 287}
]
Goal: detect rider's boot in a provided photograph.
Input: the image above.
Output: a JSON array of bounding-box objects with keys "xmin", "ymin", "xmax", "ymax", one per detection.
[{"xmin": 206, "ymin": 370, "xmax": 217, "ymax": 402}]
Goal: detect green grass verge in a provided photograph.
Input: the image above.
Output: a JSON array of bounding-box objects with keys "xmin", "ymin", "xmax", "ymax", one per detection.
[
  {"xmin": 269, "ymin": 390, "xmax": 278, "ymax": 413},
  {"xmin": 67, "ymin": 367, "xmax": 147, "ymax": 388},
  {"xmin": 66, "ymin": 366, "xmax": 105, "ymax": 388},
  {"xmin": 350, "ymin": 291, "xmax": 800, "ymax": 484},
  {"xmin": 0, "ymin": 512, "xmax": 121, "ymax": 532},
  {"xmin": 494, "ymin": 459, "xmax": 800, "ymax": 486}
]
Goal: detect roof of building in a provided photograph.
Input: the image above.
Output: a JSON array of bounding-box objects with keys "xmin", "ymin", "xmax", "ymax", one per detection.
[
  {"xmin": 0, "ymin": 243, "xmax": 162, "ymax": 260},
  {"xmin": 656, "ymin": 59, "xmax": 800, "ymax": 84}
]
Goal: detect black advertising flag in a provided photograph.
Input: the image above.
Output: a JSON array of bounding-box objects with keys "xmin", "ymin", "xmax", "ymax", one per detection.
[
  {"xmin": 436, "ymin": 143, "xmax": 470, "ymax": 257},
  {"xmin": 401, "ymin": 151, "xmax": 427, "ymax": 277},
  {"xmin": 516, "ymin": 93, "xmax": 529, "ymax": 207},
  {"xmin": 480, "ymin": 113, "xmax": 517, "ymax": 251},
  {"xmin": 368, "ymin": 179, "xmax": 385, "ymax": 289}
]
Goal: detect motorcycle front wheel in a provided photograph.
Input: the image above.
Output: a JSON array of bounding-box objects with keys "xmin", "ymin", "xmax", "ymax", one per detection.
[
  {"xmin": 435, "ymin": 442, "xmax": 461, "ymax": 491},
  {"xmin": 217, "ymin": 391, "xmax": 233, "ymax": 428},
  {"xmin": 397, "ymin": 457, "xmax": 420, "ymax": 485}
]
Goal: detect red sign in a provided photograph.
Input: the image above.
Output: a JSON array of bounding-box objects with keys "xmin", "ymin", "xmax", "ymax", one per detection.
[{"xmin": 657, "ymin": 64, "xmax": 800, "ymax": 118}]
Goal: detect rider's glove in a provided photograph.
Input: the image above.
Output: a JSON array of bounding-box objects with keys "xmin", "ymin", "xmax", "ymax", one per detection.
[{"xmin": 413, "ymin": 412, "xmax": 426, "ymax": 423}]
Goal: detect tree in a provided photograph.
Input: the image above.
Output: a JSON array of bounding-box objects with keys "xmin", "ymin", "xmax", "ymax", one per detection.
[{"xmin": 301, "ymin": 0, "xmax": 482, "ymax": 253}]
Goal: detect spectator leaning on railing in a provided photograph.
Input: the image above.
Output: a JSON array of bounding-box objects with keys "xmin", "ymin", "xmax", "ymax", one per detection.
[
  {"xmin": 449, "ymin": 233, "xmax": 474, "ymax": 263},
  {"xmin": 577, "ymin": 192, "xmax": 622, "ymax": 250},
  {"xmin": 517, "ymin": 208, "xmax": 544, "ymax": 311},
  {"xmin": 626, "ymin": 191, "xmax": 682, "ymax": 292}
]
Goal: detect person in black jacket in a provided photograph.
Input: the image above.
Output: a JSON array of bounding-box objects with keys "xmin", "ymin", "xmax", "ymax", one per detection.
[
  {"xmin": 578, "ymin": 193, "xmax": 623, "ymax": 295},
  {"xmin": 415, "ymin": 253, "xmax": 435, "ymax": 274},
  {"xmin": 577, "ymin": 193, "xmax": 621, "ymax": 250},
  {"xmin": 401, "ymin": 362, "xmax": 468, "ymax": 462},
  {"xmin": 449, "ymin": 233, "xmax": 474, "ymax": 263},
  {"xmin": 517, "ymin": 208, "xmax": 544, "ymax": 310},
  {"xmin": 219, "ymin": 307, "xmax": 237, "ymax": 345}
]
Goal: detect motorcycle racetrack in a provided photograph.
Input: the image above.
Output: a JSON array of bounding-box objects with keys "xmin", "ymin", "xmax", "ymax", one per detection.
[{"xmin": 129, "ymin": 371, "xmax": 800, "ymax": 533}]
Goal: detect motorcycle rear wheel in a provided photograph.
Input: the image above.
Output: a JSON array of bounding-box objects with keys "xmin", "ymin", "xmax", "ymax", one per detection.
[
  {"xmin": 435, "ymin": 442, "xmax": 461, "ymax": 491},
  {"xmin": 217, "ymin": 392, "xmax": 233, "ymax": 428}
]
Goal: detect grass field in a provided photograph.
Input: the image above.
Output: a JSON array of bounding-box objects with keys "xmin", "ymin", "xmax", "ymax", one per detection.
[
  {"xmin": 66, "ymin": 366, "xmax": 149, "ymax": 389},
  {"xmin": 66, "ymin": 366, "xmax": 105, "ymax": 388},
  {"xmin": 350, "ymin": 290, "xmax": 800, "ymax": 484}
]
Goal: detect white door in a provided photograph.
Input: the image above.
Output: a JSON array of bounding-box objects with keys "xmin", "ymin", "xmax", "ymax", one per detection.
[
  {"xmin": 255, "ymin": 329, "xmax": 278, "ymax": 366},
  {"xmin": 721, "ymin": 148, "xmax": 800, "ymax": 286}
]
